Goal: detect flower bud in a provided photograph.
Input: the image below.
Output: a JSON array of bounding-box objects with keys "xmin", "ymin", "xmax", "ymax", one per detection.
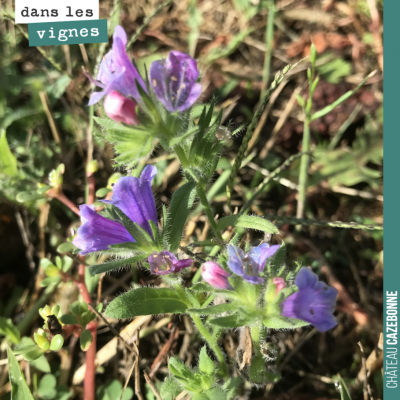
[
  {"xmin": 103, "ymin": 90, "xmax": 139, "ymax": 125},
  {"xmin": 201, "ymin": 262, "xmax": 233, "ymax": 290},
  {"xmin": 34, "ymin": 332, "xmax": 50, "ymax": 350},
  {"xmin": 273, "ymin": 277, "xmax": 286, "ymax": 296}
]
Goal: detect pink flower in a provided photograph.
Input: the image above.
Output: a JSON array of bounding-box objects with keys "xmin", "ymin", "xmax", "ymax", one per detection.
[
  {"xmin": 103, "ymin": 91, "xmax": 139, "ymax": 125},
  {"xmin": 201, "ymin": 262, "xmax": 233, "ymax": 290},
  {"xmin": 273, "ymin": 277, "xmax": 286, "ymax": 296}
]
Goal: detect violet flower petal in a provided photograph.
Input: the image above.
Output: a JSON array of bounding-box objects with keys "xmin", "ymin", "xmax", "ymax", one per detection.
[
  {"xmin": 248, "ymin": 243, "xmax": 281, "ymax": 272},
  {"xmin": 87, "ymin": 26, "xmax": 147, "ymax": 105},
  {"xmin": 281, "ymin": 268, "xmax": 338, "ymax": 332},
  {"xmin": 150, "ymin": 51, "xmax": 201, "ymax": 112},
  {"xmin": 102, "ymin": 165, "xmax": 158, "ymax": 237},
  {"xmin": 148, "ymin": 251, "xmax": 193, "ymax": 275},
  {"xmin": 72, "ymin": 205, "xmax": 134, "ymax": 255}
]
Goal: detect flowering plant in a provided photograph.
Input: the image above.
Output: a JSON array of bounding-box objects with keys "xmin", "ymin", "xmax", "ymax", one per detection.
[
  {"xmin": 67, "ymin": 26, "xmax": 342, "ymax": 392},
  {"xmin": 2, "ymin": 17, "xmax": 377, "ymax": 400}
]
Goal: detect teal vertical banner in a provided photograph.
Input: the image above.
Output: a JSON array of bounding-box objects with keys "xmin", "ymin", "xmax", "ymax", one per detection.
[
  {"xmin": 28, "ymin": 19, "xmax": 108, "ymax": 46},
  {"xmin": 384, "ymin": 1, "xmax": 400, "ymax": 399}
]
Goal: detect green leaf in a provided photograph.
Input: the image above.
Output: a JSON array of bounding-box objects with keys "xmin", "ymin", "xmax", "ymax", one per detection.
[
  {"xmin": 97, "ymin": 380, "xmax": 134, "ymax": 400},
  {"xmin": 96, "ymin": 187, "xmax": 111, "ymax": 197},
  {"xmin": 93, "ymin": 117, "xmax": 154, "ymax": 168},
  {"xmin": 105, "ymin": 288, "xmax": 188, "ymax": 319},
  {"xmin": 14, "ymin": 345, "xmax": 46, "ymax": 362},
  {"xmin": 16, "ymin": 191, "xmax": 43, "ymax": 202},
  {"xmin": 217, "ymin": 215, "xmax": 278, "ymax": 234},
  {"xmin": 69, "ymin": 301, "xmax": 81, "ymax": 317},
  {"xmin": 37, "ymin": 185, "xmax": 52, "ymax": 194},
  {"xmin": 0, "ymin": 130, "xmax": 17, "ymax": 177},
  {"xmin": 208, "ymin": 314, "xmax": 253, "ymax": 328},
  {"xmin": 168, "ymin": 357, "xmax": 195, "ymax": 381},
  {"xmin": 57, "ymin": 242, "xmax": 75, "ymax": 254},
  {"xmin": 338, "ymin": 376, "xmax": 352, "ymax": 400},
  {"xmin": 80, "ymin": 311, "xmax": 94, "ymax": 327},
  {"xmin": 166, "ymin": 181, "xmax": 197, "ymax": 251},
  {"xmin": 40, "ymin": 276, "xmax": 61, "ymax": 287},
  {"xmin": 159, "ymin": 376, "xmax": 182, "ymax": 400},
  {"xmin": 190, "ymin": 282, "xmax": 212, "ymax": 292},
  {"xmin": 17, "ymin": 338, "xmax": 50, "ymax": 373},
  {"xmin": 80, "ymin": 329, "xmax": 93, "ymax": 351},
  {"xmin": 88, "ymin": 254, "xmax": 149, "ymax": 276},
  {"xmin": 317, "ymin": 54, "xmax": 351, "ymax": 84},
  {"xmin": 263, "ymin": 315, "xmax": 310, "ymax": 330},
  {"xmin": 0, "ymin": 316, "xmax": 20, "ymax": 344},
  {"xmin": 38, "ymin": 374, "xmax": 57, "ymax": 400},
  {"xmin": 50, "ymin": 335, "xmax": 64, "ymax": 351},
  {"xmin": 199, "ymin": 347, "xmax": 215, "ymax": 375},
  {"xmin": 188, "ymin": 302, "xmax": 237, "ymax": 315},
  {"xmin": 7, "ymin": 347, "xmax": 35, "ymax": 400}
]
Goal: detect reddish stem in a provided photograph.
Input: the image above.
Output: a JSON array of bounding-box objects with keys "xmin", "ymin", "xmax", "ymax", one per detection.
[
  {"xmin": 79, "ymin": 170, "xmax": 97, "ymax": 400},
  {"xmin": 87, "ymin": 173, "xmax": 96, "ymax": 206},
  {"xmin": 48, "ymin": 189, "xmax": 81, "ymax": 216}
]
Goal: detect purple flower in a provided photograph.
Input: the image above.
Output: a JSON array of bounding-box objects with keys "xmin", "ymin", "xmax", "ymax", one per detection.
[
  {"xmin": 148, "ymin": 251, "xmax": 193, "ymax": 275},
  {"xmin": 150, "ymin": 51, "xmax": 202, "ymax": 112},
  {"xmin": 227, "ymin": 244, "xmax": 281, "ymax": 285},
  {"xmin": 102, "ymin": 165, "xmax": 158, "ymax": 237},
  {"xmin": 281, "ymin": 268, "xmax": 338, "ymax": 332},
  {"xmin": 72, "ymin": 205, "xmax": 134, "ymax": 255},
  {"xmin": 73, "ymin": 165, "xmax": 158, "ymax": 255},
  {"xmin": 86, "ymin": 26, "xmax": 147, "ymax": 106},
  {"xmin": 201, "ymin": 262, "xmax": 233, "ymax": 290}
]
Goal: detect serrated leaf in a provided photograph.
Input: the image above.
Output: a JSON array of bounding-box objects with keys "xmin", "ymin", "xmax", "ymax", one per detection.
[
  {"xmin": 217, "ymin": 215, "xmax": 278, "ymax": 234},
  {"xmin": 166, "ymin": 181, "xmax": 197, "ymax": 252},
  {"xmin": 8, "ymin": 347, "xmax": 35, "ymax": 400},
  {"xmin": 188, "ymin": 302, "xmax": 237, "ymax": 315},
  {"xmin": 105, "ymin": 288, "xmax": 188, "ymax": 319},
  {"xmin": 88, "ymin": 254, "xmax": 149, "ymax": 276}
]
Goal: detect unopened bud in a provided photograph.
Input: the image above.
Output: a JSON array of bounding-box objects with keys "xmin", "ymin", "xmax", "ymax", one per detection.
[
  {"xmin": 201, "ymin": 262, "xmax": 233, "ymax": 290},
  {"xmin": 103, "ymin": 91, "xmax": 139, "ymax": 126}
]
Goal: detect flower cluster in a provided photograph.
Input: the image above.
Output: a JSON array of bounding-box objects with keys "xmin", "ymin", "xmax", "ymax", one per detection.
[
  {"xmin": 86, "ymin": 26, "xmax": 202, "ymax": 124},
  {"xmin": 200, "ymin": 244, "xmax": 338, "ymax": 332},
  {"xmin": 73, "ymin": 165, "xmax": 193, "ymax": 275}
]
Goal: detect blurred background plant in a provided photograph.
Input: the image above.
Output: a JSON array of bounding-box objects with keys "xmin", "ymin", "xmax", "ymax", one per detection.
[{"xmin": 0, "ymin": 0, "xmax": 382, "ymax": 399}]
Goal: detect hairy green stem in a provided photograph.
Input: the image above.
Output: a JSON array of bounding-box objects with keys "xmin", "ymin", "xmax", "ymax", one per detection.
[
  {"xmin": 196, "ymin": 183, "xmax": 223, "ymax": 240},
  {"xmin": 190, "ymin": 313, "xmax": 227, "ymax": 376},
  {"xmin": 296, "ymin": 118, "xmax": 310, "ymax": 218}
]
